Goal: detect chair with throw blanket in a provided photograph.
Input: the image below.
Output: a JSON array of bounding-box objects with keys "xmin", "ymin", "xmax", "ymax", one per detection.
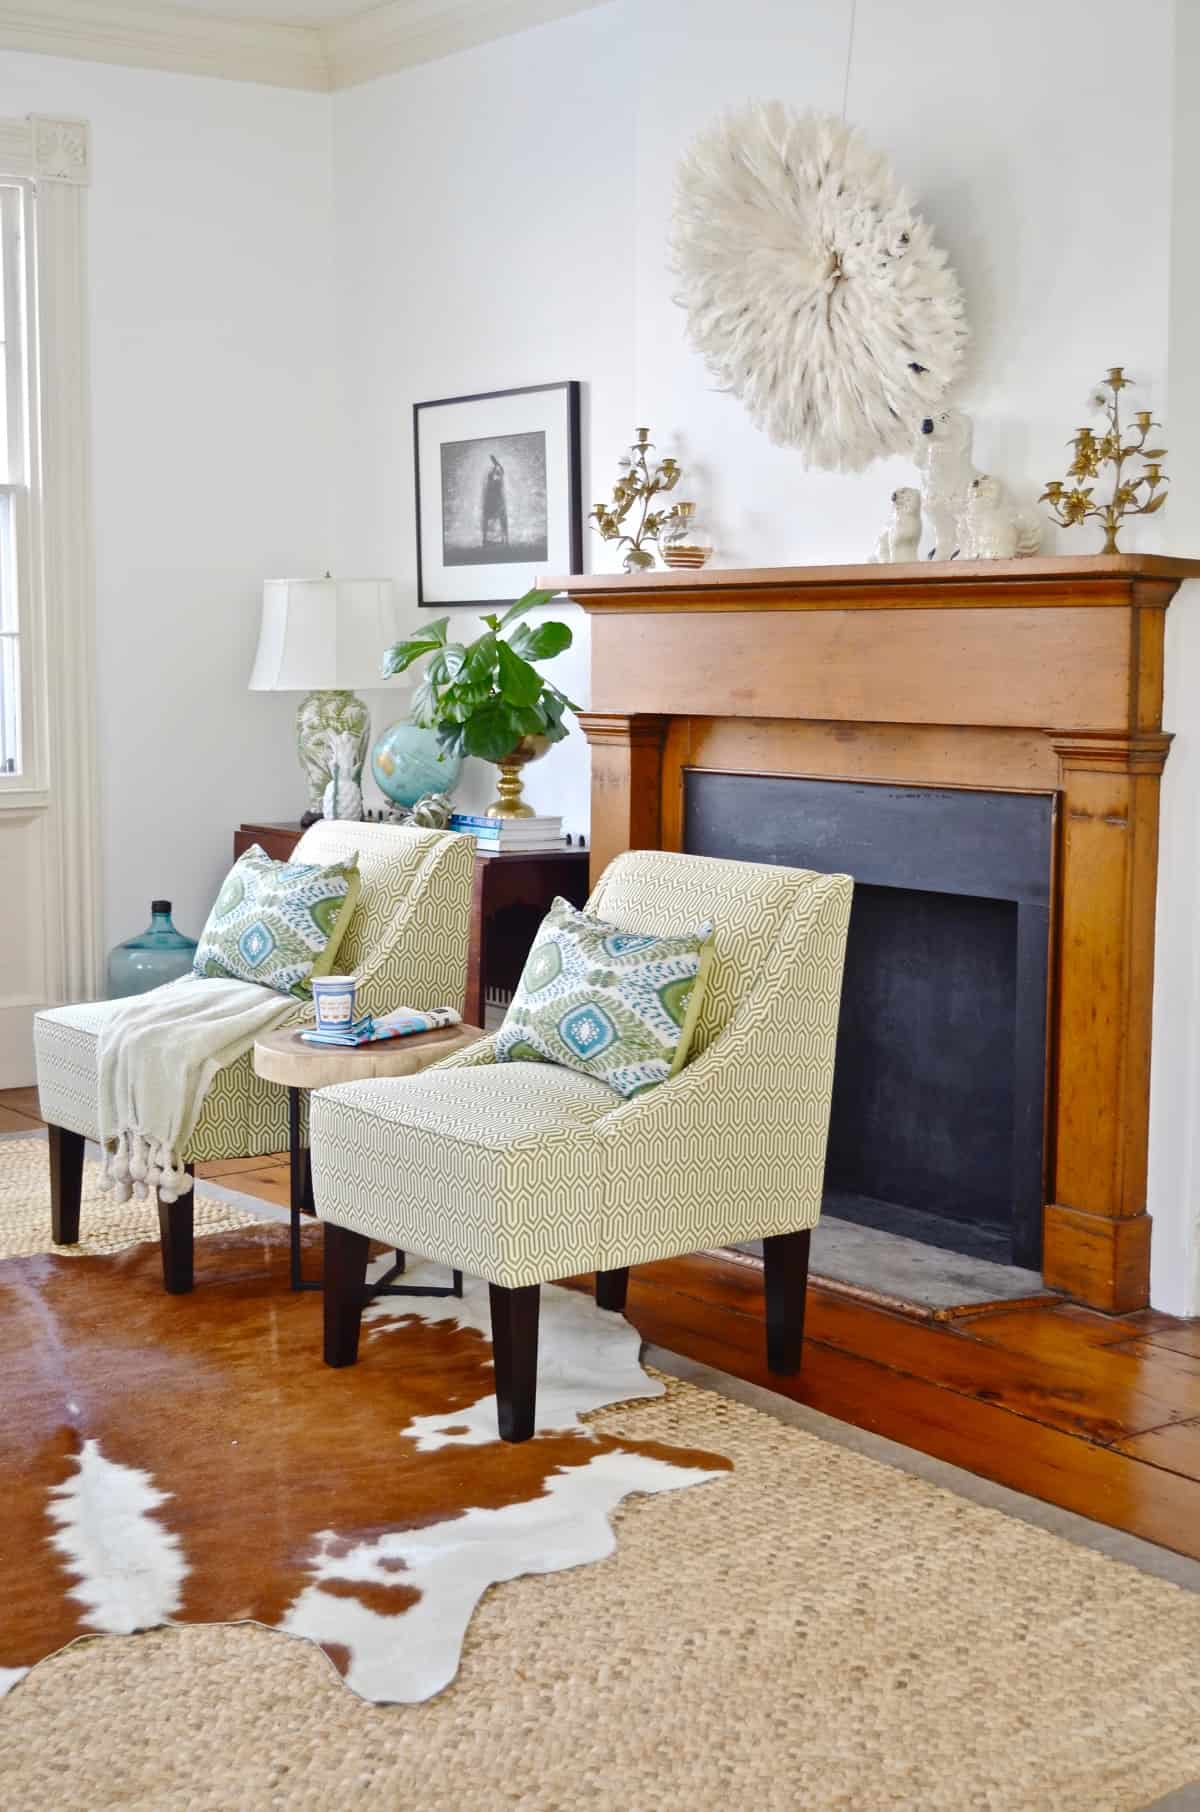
[
  {"xmin": 34, "ymin": 822, "xmax": 475, "ymax": 1292},
  {"xmin": 310, "ymin": 849, "xmax": 852, "ymax": 1441}
]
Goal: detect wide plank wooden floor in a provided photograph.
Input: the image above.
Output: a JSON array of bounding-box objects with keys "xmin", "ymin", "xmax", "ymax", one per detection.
[{"xmin": 5, "ymin": 1084, "xmax": 1200, "ymax": 1560}]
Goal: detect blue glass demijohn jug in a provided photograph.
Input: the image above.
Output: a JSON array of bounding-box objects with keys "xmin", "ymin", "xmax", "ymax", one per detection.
[{"xmin": 107, "ymin": 900, "xmax": 198, "ymax": 999}]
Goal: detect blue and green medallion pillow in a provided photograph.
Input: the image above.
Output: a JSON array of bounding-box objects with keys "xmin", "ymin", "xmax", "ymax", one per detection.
[
  {"xmin": 193, "ymin": 844, "xmax": 361, "ymax": 1000},
  {"xmin": 494, "ymin": 895, "xmax": 714, "ymax": 1099}
]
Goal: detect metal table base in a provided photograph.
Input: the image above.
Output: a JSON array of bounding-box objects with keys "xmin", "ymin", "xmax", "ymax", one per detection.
[{"xmin": 287, "ymin": 1085, "xmax": 463, "ymax": 1301}]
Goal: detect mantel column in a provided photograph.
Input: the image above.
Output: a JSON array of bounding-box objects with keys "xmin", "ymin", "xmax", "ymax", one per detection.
[
  {"xmin": 1046, "ymin": 731, "xmax": 1172, "ymax": 1311},
  {"xmin": 577, "ymin": 713, "xmax": 670, "ymax": 891}
]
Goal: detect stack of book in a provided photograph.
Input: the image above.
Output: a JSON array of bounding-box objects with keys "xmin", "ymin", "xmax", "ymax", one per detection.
[{"xmin": 449, "ymin": 812, "xmax": 565, "ymax": 855}]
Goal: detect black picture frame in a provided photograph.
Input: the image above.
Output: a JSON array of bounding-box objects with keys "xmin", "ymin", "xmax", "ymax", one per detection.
[{"xmin": 413, "ymin": 380, "xmax": 582, "ymax": 609}]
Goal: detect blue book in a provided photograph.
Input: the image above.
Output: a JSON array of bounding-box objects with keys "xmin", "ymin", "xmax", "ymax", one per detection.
[{"xmin": 450, "ymin": 813, "xmax": 561, "ymax": 830}]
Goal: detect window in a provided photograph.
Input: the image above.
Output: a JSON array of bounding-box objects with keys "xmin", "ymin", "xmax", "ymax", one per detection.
[{"xmin": 0, "ymin": 184, "xmax": 31, "ymax": 782}]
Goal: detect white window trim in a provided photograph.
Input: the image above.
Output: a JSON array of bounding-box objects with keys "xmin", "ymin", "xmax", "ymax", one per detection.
[
  {"xmin": 0, "ymin": 180, "xmax": 44, "ymax": 805},
  {"xmin": 0, "ymin": 117, "xmax": 100, "ymax": 1003}
]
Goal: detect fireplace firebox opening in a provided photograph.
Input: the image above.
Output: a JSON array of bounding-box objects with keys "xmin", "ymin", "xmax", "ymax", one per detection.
[{"xmin": 684, "ymin": 771, "xmax": 1055, "ymax": 1270}]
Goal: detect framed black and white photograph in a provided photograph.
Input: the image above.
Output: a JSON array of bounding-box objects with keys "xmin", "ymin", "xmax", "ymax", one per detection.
[{"xmin": 413, "ymin": 381, "xmax": 582, "ymax": 608}]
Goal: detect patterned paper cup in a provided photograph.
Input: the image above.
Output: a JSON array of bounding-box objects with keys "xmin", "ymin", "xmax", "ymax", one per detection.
[{"xmin": 312, "ymin": 974, "xmax": 357, "ymax": 1029}]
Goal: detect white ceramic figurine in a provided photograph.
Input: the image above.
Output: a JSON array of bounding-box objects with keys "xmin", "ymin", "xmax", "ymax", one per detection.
[
  {"xmin": 913, "ymin": 408, "xmax": 979, "ymax": 559},
  {"xmin": 870, "ymin": 486, "xmax": 923, "ymax": 562},
  {"xmin": 960, "ymin": 473, "xmax": 1042, "ymax": 560},
  {"xmin": 321, "ymin": 728, "xmax": 364, "ymax": 822}
]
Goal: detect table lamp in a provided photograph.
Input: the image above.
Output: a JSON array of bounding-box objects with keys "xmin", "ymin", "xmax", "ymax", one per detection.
[{"xmin": 250, "ymin": 576, "xmax": 398, "ymax": 825}]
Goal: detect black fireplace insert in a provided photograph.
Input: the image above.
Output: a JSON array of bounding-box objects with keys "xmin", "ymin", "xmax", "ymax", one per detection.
[{"xmin": 684, "ymin": 771, "xmax": 1055, "ymax": 1269}]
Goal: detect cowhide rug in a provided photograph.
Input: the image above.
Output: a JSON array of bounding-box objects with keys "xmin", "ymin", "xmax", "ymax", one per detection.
[{"xmin": 1, "ymin": 1219, "xmax": 729, "ymax": 1703}]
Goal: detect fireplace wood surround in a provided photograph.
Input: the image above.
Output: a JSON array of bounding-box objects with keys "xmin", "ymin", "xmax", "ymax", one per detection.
[{"xmin": 548, "ymin": 554, "xmax": 1200, "ymax": 1315}]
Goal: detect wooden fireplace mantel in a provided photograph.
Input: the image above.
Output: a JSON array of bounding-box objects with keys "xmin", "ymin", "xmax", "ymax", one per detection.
[{"xmin": 544, "ymin": 554, "xmax": 1200, "ymax": 1313}]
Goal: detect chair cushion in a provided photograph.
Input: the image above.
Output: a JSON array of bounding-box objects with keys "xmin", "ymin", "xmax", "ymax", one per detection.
[
  {"xmin": 310, "ymin": 1061, "xmax": 613, "ymax": 1289},
  {"xmin": 34, "ymin": 995, "xmax": 295, "ymax": 1160},
  {"xmin": 494, "ymin": 895, "xmax": 713, "ymax": 1099},
  {"xmin": 193, "ymin": 844, "xmax": 361, "ymax": 1000}
]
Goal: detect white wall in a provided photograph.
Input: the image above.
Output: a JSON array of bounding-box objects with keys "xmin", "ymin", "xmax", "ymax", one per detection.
[
  {"xmin": 331, "ymin": 3, "xmax": 637, "ymax": 832},
  {"xmin": 0, "ymin": 53, "xmax": 336, "ymax": 952},
  {"xmin": 1150, "ymin": 0, "xmax": 1200, "ymax": 1315},
  {"xmin": 634, "ymin": 0, "xmax": 1171, "ymax": 565}
]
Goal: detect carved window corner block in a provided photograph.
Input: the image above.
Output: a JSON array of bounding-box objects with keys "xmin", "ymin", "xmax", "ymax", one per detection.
[{"xmin": 30, "ymin": 117, "xmax": 90, "ymax": 187}]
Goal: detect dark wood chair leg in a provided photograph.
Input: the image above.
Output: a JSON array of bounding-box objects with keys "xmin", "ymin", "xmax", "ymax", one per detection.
[
  {"xmin": 763, "ymin": 1228, "xmax": 811, "ymax": 1374},
  {"xmin": 323, "ymin": 1223, "xmax": 372, "ymax": 1367},
  {"xmin": 48, "ymin": 1124, "xmax": 85, "ymax": 1245},
  {"xmin": 595, "ymin": 1266, "xmax": 630, "ymax": 1313},
  {"xmin": 489, "ymin": 1283, "xmax": 540, "ymax": 1443},
  {"xmin": 157, "ymin": 1164, "xmax": 195, "ymax": 1295}
]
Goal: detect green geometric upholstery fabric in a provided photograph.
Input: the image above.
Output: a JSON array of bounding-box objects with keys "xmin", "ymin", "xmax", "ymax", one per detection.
[
  {"xmin": 34, "ymin": 823, "xmax": 475, "ymax": 1164},
  {"xmin": 192, "ymin": 844, "xmax": 361, "ymax": 999},
  {"xmin": 303, "ymin": 821, "xmax": 474, "ymax": 1022},
  {"xmin": 494, "ymin": 895, "xmax": 713, "ymax": 1098},
  {"xmin": 312, "ymin": 1062, "xmax": 614, "ymax": 1284},
  {"xmin": 311, "ymin": 850, "xmax": 852, "ymax": 1288}
]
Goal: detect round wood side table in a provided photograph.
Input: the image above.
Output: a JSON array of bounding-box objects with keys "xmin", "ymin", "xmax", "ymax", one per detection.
[{"xmin": 253, "ymin": 1021, "xmax": 486, "ymax": 1294}]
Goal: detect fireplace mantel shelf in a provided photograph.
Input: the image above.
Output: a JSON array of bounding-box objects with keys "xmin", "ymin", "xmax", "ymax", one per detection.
[
  {"xmin": 565, "ymin": 551, "xmax": 1184, "ymax": 1314},
  {"xmin": 543, "ymin": 553, "xmax": 1200, "ymax": 611}
]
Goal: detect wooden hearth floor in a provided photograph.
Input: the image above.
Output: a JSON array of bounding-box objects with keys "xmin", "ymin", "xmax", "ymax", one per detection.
[{"xmin": 4, "ymin": 1083, "xmax": 1200, "ymax": 1563}]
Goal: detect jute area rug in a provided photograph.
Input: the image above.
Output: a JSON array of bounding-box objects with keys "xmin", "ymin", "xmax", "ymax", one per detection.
[{"xmin": 3, "ymin": 1135, "xmax": 1200, "ymax": 1811}]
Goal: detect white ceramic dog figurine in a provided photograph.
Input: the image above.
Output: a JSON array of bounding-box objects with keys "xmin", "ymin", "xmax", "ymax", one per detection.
[
  {"xmin": 914, "ymin": 408, "xmax": 978, "ymax": 559},
  {"xmin": 870, "ymin": 486, "xmax": 923, "ymax": 562},
  {"xmin": 960, "ymin": 474, "xmax": 1042, "ymax": 560}
]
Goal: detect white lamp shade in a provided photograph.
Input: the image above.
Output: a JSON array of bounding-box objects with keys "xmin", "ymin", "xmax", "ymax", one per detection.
[{"xmin": 249, "ymin": 578, "xmax": 398, "ymax": 692}]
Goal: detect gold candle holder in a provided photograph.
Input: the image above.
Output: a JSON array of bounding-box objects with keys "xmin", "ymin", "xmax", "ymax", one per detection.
[
  {"xmin": 589, "ymin": 429, "xmax": 700, "ymax": 572},
  {"xmin": 1040, "ymin": 368, "xmax": 1168, "ymax": 553}
]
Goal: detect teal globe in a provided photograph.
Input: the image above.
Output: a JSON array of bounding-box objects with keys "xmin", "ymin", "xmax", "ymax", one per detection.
[{"xmin": 371, "ymin": 719, "xmax": 462, "ymax": 808}]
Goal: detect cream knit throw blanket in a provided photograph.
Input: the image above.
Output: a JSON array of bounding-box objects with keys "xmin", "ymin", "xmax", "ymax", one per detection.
[{"xmin": 97, "ymin": 975, "xmax": 295, "ymax": 1204}]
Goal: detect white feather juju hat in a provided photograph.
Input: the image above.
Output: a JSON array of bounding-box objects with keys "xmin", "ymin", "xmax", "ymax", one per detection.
[{"xmin": 671, "ymin": 104, "xmax": 968, "ymax": 473}]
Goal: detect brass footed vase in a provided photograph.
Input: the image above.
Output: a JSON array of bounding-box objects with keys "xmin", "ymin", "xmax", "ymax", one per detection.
[{"xmin": 487, "ymin": 735, "xmax": 550, "ymax": 819}]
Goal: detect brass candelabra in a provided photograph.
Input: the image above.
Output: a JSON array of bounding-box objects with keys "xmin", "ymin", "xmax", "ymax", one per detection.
[
  {"xmin": 1040, "ymin": 368, "xmax": 1168, "ymax": 553},
  {"xmin": 590, "ymin": 428, "xmax": 695, "ymax": 571}
]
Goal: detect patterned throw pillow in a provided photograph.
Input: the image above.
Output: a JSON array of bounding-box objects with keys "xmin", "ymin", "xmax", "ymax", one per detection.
[
  {"xmin": 193, "ymin": 845, "xmax": 361, "ymax": 1000},
  {"xmin": 495, "ymin": 895, "xmax": 713, "ymax": 1099}
]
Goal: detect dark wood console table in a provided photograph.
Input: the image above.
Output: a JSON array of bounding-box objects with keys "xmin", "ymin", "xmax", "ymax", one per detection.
[{"xmin": 233, "ymin": 823, "xmax": 589, "ymax": 1025}]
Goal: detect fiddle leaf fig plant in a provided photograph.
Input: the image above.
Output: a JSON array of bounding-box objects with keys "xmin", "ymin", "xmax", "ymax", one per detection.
[{"xmin": 381, "ymin": 588, "xmax": 579, "ymax": 765}]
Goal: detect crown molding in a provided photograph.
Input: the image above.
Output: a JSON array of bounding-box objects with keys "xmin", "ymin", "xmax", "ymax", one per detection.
[
  {"xmin": 325, "ymin": 0, "xmax": 608, "ymax": 89},
  {"xmin": 0, "ymin": 0, "xmax": 609, "ymax": 92},
  {"xmin": 0, "ymin": 1, "xmax": 330, "ymax": 91}
]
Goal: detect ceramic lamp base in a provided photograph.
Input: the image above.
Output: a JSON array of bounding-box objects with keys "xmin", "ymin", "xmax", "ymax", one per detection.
[{"xmin": 296, "ymin": 689, "xmax": 370, "ymax": 820}]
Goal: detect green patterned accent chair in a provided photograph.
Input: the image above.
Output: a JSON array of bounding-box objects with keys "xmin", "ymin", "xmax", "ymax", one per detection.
[
  {"xmin": 312, "ymin": 849, "xmax": 853, "ymax": 1441},
  {"xmin": 34, "ymin": 824, "xmax": 475, "ymax": 1279}
]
